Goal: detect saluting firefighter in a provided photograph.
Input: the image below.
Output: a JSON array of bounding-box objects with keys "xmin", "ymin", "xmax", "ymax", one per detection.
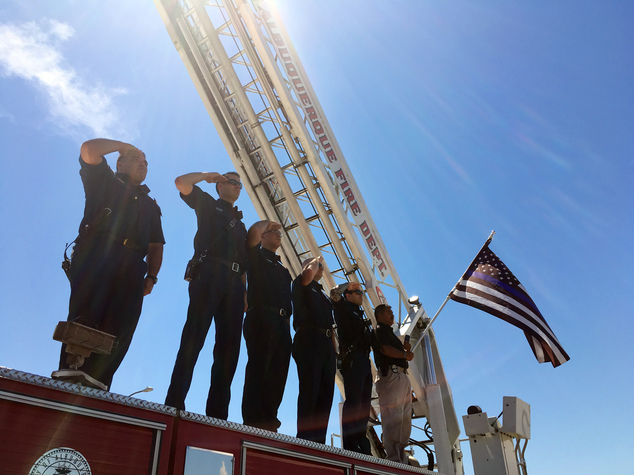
[
  {"xmin": 165, "ymin": 171, "xmax": 247, "ymax": 420},
  {"xmin": 241, "ymin": 220, "xmax": 292, "ymax": 432},
  {"xmin": 58, "ymin": 138, "xmax": 165, "ymax": 390},
  {"xmin": 292, "ymin": 256, "xmax": 336, "ymax": 443},
  {"xmin": 331, "ymin": 282, "xmax": 373, "ymax": 455}
]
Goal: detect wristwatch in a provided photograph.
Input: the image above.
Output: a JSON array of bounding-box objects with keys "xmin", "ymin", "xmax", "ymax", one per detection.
[{"xmin": 146, "ymin": 274, "xmax": 158, "ymax": 284}]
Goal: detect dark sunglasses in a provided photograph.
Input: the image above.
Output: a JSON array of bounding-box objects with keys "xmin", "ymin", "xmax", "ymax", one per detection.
[{"xmin": 225, "ymin": 178, "xmax": 243, "ymax": 189}]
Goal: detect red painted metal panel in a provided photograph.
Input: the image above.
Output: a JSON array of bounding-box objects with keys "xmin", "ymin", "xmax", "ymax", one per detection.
[
  {"xmin": 169, "ymin": 417, "xmax": 247, "ymax": 474},
  {"xmin": 0, "ymin": 372, "xmax": 174, "ymax": 475},
  {"xmin": 0, "ymin": 398, "xmax": 154, "ymax": 474},
  {"xmin": 244, "ymin": 449, "xmax": 346, "ymax": 475}
]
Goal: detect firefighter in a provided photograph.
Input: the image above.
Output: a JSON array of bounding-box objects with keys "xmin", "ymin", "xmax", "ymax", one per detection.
[
  {"xmin": 373, "ymin": 304, "xmax": 414, "ymax": 463},
  {"xmin": 331, "ymin": 282, "xmax": 372, "ymax": 455},
  {"xmin": 165, "ymin": 171, "xmax": 247, "ymax": 419},
  {"xmin": 58, "ymin": 138, "xmax": 164, "ymax": 390},
  {"xmin": 292, "ymin": 256, "xmax": 336, "ymax": 443},
  {"xmin": 241, "ymin": 221, "xmax": 292, "ymax": 431}
]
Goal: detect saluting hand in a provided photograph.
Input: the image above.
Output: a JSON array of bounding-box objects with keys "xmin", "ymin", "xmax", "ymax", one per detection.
[
  {"xmin": 267, "ymin": 221, "xmax": 282, "ymax": 231},
  {"xmin": 204, "ymin": 172, "xmax": 229, "ymax": 184}
]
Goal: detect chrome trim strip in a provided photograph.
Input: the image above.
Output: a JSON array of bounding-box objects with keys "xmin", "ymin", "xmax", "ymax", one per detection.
[
  {"xmin": 0, "ymin": 389, "xmax": 166, "ymax": 430},
  {"xmin": 0, "ymin": 367, "xmax": 176, "ymax": 416}
]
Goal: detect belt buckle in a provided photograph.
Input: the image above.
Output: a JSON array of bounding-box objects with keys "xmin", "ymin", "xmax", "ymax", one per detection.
[
  {"xmin": 325, "ymin": 329, "xmax": 332, "ymax": 338},
  {"xmin": 279, "ymin": 309, "xmax": 287, "ymax": 317},
  {"xmin": 391, "ymin": 365, "xmax": 399, "ymax": 373},
  {"xmin": 231, "ymin": 262, "xmax": 239, "ymax": 272}
]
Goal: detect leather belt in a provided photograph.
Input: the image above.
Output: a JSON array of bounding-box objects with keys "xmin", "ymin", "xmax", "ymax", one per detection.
[
  {"xmin": 212, "ymin": 256, "xmax": 241, "ymax": 273},
  {"xmin": 256, "ymin": 305, "xmax": 289, "ymax": 317},
  {"xmin": 298, "ymin": 325, "xmax": 332, "ymax": 338}
]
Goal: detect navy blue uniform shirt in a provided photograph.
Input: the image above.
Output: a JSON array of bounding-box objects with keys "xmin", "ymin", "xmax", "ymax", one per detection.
[
  {"xmin": 292, "ymin": 278, "xmax": 333, "ymax": 332},
  {"xmin": 181, "ymin": 185, "xmax": 247, "ymax": 271},
  {"xmin": 78, "ymin": 156, "xmax": 164, "ymax": 257},
  {"xmin": 333, "ymin": 299, "xmax": 371, "ymax": 355},
  {"xmin": 247, "ymin": 245, "xmax": 292, "ymax": 316},
  {"xmin": 374, "ymin": 322, "xmax": 408, "ymax": 370}
]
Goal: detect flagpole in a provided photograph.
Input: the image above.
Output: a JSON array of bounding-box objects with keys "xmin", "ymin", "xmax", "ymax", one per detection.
[{"xmin": 410, "ymin": 230, "xmax": 496, "ymax": 353}]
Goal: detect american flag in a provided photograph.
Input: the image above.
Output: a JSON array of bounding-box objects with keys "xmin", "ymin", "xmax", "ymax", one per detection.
[{"xmin": 450, "ymin": 243, "xmax": 570, "ymax": 367}]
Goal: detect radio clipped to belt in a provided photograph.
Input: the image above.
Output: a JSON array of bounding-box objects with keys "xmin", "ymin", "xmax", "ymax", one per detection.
[
  {"xmin": 184, "ymin": 252, "xmax": 205, "ymax": 282},
  {"xmin": 61, "ymin": 208, "xmax": 112, "ymax": 283},
  {"xmin": 184, "ymin": 216, "xmax": 240, "ymax": 282}
]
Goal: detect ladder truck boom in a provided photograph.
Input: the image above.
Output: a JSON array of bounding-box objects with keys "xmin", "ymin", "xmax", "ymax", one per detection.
[{"xmin": 154, "ymin": 1, "xmax": 463, "ymax": 473}]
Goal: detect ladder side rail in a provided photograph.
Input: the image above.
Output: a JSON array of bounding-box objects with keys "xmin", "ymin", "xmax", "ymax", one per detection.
[{"xmin": 156, "ymin": 3, "xmax": 240, "ymax": 155}]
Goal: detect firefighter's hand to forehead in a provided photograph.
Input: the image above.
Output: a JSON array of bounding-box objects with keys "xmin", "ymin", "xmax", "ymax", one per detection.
[
  {"xmin": 330, "ymin": 282, "xmax": 364, "ymax": 302},
  {"xmin": 330, "ymin": 283, "xmax": 348, "ymax": 302},
  {"xmin": 266, "ymin": 221, "xmax": 282, "ymax": 232},
  {"xmin": 203, "ymin": 172, "xmax": 228, "ymax": 184}
]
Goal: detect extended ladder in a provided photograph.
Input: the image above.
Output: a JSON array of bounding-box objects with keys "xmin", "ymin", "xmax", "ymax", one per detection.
[{"xmin": 154, "ymin": 1, "xmax": 463, "ymax": 472}]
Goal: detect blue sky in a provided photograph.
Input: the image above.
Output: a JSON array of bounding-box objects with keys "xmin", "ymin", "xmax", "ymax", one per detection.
[{"xmin": 1, "ymin": 1, "xmax": 632, "ymax": 473}]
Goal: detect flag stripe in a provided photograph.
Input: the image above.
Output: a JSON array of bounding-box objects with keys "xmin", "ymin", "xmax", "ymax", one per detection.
[
  {"xmin": 465, "ymin": 270, "xmax": 542, "ymax": 318},
  {"xmin": 525, "ymin": 330, "xmax": 555, "ymax": 365}
]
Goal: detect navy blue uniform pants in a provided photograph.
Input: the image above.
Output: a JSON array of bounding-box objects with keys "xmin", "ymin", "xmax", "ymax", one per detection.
[
  {"xmin": 165, "ymin": 261, "xmax": 245, "ymax": 419},
  {"xmin": 292, "ymin": 331, "xmax": 336, "ymax": 443},
  {"xmin": 59, "ymin": 238, "xmax": 146, "ymax": 390},
  {"xmin": 340, "ymin": 351, "xmax": 373, "ymax": 455},
  {"xmin": 242, "ymin": 308, "xmax": 292, "ymax": 430}
]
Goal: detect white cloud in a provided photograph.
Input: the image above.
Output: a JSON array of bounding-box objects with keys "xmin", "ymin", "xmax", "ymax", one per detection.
[{"xmin": 0, "ymin": 19, "xmax": 129, "ymax": 137}]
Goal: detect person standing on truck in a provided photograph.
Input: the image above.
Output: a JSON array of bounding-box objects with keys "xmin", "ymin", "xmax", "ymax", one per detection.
[
  {"xmin": 58, "ymin": 138, "xmax": 164, "ymax": 390},
  {"xmin": 241, "ymin": 220, "xmax": 292, "ymax": 432},
  {"xmin": 373, "ymin": 304, "xmax": 414, "ymax": 464},
  {"xmin": 331, "ymin": 282, "xmax": 373, "ymax": 455},
  {"xmin": 292, "ymin": 256, "xmax": 336, "ymax": 443},
  {"xmin": 165, "ymin": 171, "xmax": 247, "ymax": 420}
]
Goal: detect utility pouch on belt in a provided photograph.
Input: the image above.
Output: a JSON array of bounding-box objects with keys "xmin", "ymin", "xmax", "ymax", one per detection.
[{"xmin": 184, "ymin": 256, "xmax": 201, "ymax": 282}]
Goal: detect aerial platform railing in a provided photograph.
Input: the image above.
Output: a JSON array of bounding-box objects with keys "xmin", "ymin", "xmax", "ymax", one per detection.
[{"xmin": 154, "ymin": 1, "xmax": 463, "ymax": 473}]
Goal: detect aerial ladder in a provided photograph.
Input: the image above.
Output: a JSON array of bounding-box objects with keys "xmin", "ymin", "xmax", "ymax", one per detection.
[{"xmin": 154, "ymin": 0, "xmax": 463, "ymax": 473}]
